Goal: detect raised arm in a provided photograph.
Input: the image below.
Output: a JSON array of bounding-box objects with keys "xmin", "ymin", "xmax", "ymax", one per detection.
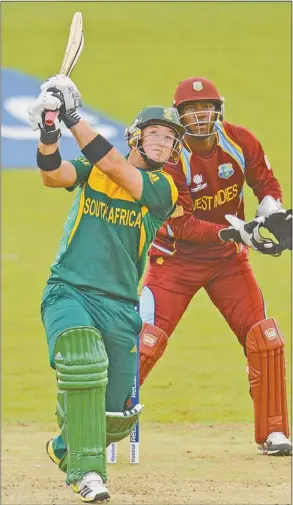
[
  {"xmin": 38, "ymin": 142, "xmax": 77, "ymax": 188},
  {"xmin": 28, "ymin": 75, "xmax": 143, "ymax": 196},
  {"xmin": 28, "ymin": 84, "xmax": 78, "ymax": 188},
  {"xmin": 70, "ymin": 120, "xmax": 144, "ymax": 200}
]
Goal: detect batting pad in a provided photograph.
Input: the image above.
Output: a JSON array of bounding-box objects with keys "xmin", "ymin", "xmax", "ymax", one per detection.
[
  {"xmin": 246, "ymin": 318, "xmax": 289, "ymax": 444},
  {"xmin": 139, "ymin": 322, "xmax": 168, "ymax": 385},
  {"xmin": 54, "ymin": 327, "xmax": 108, "ymax": 483}
]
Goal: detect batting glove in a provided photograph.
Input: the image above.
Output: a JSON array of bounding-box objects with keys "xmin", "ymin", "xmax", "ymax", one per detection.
[
  {"xmin": 28, "ymin": 90, "xmax": 62, "ymax": 144},
  {"xmin": 41, "ymin": 74, "xmax": 82, "ymax": 114}
]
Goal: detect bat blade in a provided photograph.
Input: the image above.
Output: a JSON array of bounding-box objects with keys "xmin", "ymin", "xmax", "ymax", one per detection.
[
  {"xmin": 44, "ymin": 12, "xmax": 83, "ymax": 126},
  {"xmin": 60, "ymin": 12, "xmax": 84, "ymax": 76}
]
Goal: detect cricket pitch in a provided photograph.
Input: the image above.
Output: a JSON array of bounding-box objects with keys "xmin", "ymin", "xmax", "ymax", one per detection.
[{"xmin": 2, "ymin": 422, "xmax": 291, "ymax": 505}]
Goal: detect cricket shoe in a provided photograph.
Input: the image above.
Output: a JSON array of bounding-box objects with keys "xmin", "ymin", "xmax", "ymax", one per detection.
[
  {"xmin": 258, "ymin": 432, "xmax": 292, "ymax": 456},
  {"xmin": 46, "ymin": 439, "xmax": 60, "ymax": 466},
  {"xmin": 73, "ymin": 472, "xmax": 110, "ymax": 502}
]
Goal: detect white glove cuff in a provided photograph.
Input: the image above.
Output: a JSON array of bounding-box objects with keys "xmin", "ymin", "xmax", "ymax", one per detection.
[{"xmin": 256, "ymin": 196, "xmax": 285, "ymax": 218}]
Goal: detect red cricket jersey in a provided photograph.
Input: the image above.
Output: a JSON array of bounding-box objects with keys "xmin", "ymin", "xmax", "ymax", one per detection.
[{"xmin": 150, "ymin": 121, "xmax": 282, "ymax": 260}]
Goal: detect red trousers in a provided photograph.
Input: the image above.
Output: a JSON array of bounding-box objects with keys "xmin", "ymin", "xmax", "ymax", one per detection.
[{"xmin": 140, "ymin": 248, "xmax": 266, "ymax": 347}]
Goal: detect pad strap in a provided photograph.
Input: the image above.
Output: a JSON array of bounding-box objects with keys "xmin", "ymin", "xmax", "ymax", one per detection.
[{"xmin": 106, "ymin": 404, "xmax": 144, "ymax": 445}]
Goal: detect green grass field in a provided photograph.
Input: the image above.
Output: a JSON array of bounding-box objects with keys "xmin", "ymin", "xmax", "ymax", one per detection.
[{"xmin": 2, "ymin": 2, "xmax": 291, "ymax": 427}]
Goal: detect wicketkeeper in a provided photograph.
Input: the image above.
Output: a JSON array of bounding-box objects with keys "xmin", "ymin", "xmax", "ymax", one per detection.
[
  {"xmin": 28, "ymin": 74, "xmax": 184, "ymax": 503},
  {"xmin": 137, "ymin": 76, "xmax": 292, "ymax": 457}
]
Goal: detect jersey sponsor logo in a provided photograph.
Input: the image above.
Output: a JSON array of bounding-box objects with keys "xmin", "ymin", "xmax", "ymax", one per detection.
[
  {"xmin": 218, "ymin": 163, "xmax": 234, "ymax": 179},
  {"xmin": 83, "ymin": 197, "xmax": 142, "ymax": 228},
  {"xmin": 193, "ymin": 184, "xmax": 238, "ymax": 211},
  {"xmin": 264, "ymin": 328, "xmax": 277, "ymax": 340},
  {"xmin": 76, "ymin": 156, "xmax": 92, "ymax": 168},
  {"xmin": 142, "ymin": 333, "xmax": 157, "ymax": 347},
  {"xmin": 147, "ymin": 172, "xmax": 160, "ymax": 184},
  {"xmin": 191, "ymin": 174, "xmax": 208, "ymax": 192}
]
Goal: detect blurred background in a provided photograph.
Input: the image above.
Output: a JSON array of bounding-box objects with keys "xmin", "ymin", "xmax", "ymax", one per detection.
[{"xmin": 2, "ymin": 2, "xmax": 291, "ymax": 427}]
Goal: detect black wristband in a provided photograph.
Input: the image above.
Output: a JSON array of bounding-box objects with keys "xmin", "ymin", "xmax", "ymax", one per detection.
[
  {"xmin": 37, "ymin": 148, "xmax": 62, "ymax": 172},
  {"xmin": 81, "ymin": 134, "xmax": 113, "ymax": 164},
  {"xmin": 40, "ymin": 127, "xmax": 61, "ymax": 145}
]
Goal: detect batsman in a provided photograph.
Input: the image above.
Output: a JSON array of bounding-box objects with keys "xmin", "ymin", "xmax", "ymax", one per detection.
[{"xmin": 28, "ymin": 74, "xmax": 184, "ymax": 502}]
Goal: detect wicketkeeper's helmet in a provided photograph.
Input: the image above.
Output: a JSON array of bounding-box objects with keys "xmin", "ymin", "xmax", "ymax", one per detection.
[
  {"xmin": 173, "ymin": 77, "xmax": 225, "ymax": 137},
  {"xmin": 174, "ymin": 77, "xmax": 224, "ymax": 116}
]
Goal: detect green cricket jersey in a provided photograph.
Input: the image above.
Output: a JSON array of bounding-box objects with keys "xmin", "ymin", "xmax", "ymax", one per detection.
[{"xmin": 48, "ymin": 156, "xmax": 178, "ymax": 303}]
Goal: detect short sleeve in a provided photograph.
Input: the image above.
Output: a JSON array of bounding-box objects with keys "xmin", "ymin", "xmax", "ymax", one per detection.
[
  {"xmin": 137, "ymin": 169, "xmax": 178, "ymax": 219},
  {"xmin": 66, "ymin": 156, "xmax": 94, "ymax": 192}
]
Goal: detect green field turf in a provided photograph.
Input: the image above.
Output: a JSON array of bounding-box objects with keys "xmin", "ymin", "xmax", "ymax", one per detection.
[{"xmin": 2, "ymin": 2, "xmax": 291, "ymax": 426}]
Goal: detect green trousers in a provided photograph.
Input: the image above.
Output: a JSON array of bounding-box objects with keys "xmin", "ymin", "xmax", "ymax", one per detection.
[{"xmin": 41, "ymin": 282, "xmax": 142, "ymax": 469}]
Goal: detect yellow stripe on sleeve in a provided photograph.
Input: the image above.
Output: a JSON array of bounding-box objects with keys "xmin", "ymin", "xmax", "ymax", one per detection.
[
  {"xmin": 161, "ymin": 172, "xmax": 178, "ymax": 206},
  {"xmin": 88, "ymin": 166, "xmax": 136, "ymax": 202},
  {"xmin": 138, "ymin": 206, "xmax": 149, "ymax": 258}
]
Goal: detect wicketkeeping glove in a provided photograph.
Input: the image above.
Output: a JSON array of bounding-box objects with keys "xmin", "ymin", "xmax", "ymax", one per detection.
[
  {"xmin": 219, "ymin": 214, "xmax": 282, "ymax": 256},
  {"xmin": 264, "ymin": 209, "xmax": 292, "ymax": 251}
]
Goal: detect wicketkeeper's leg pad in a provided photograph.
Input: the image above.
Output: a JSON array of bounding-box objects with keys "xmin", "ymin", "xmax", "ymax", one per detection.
[
  {"xmin": 54, "ymin": 327, "xmax": 108, "ymax": 483},
  {"xmin": 139, "ymin": 323, "xmax": 168, "ymax": 385},
  {"xmin": 106, "ymin": 404, "xmax": 144, "ymax": 445},
  {"xmin": 245, "ymin": 318, "xmax": 289, "ymax": 444}
]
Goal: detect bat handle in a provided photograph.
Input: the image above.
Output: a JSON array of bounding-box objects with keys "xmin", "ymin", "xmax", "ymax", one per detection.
[{"xmin": 45, "ymin": 110, "xmax": 59, "ymax": 126}]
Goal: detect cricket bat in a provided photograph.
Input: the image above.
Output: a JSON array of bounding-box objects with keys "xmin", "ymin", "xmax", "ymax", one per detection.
[{"xmin": 45, "ymin": 12, "xmax": 84, "ymax": 126}]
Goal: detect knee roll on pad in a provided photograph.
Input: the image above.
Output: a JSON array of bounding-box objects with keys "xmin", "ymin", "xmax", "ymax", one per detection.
[
  {"xmin": 139, "ymin": 323, "xmax": 169, "ymax": 386},
  {"xmin": 246, "ymin": 318, "xmax": 289, "ymax": 444},
  {"xmin": 54, "ymin": 327, "xmax": 108, "ymax": 483},
  {"xmin": 54, "ymin": 326, "xmax": 108, "ymax": 390}
]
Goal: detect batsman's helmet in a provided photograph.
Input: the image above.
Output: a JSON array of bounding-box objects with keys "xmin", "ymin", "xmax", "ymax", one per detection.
[{"xmin": 125, "ymin": 106, "xmax": 185, "ymax": 168}]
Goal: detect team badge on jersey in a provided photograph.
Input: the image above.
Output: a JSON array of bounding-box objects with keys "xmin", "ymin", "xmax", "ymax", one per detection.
[
  {"xmin": 218, "ymin": 163, "xmax": 234, "ymax": 179},
  {"xmin": 191, "ymin": 174, "xmax": 207, "ymax": 192},
  {"xmin": 192, "ymin": 81, "xmax": 203, "ymax": 91}
]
